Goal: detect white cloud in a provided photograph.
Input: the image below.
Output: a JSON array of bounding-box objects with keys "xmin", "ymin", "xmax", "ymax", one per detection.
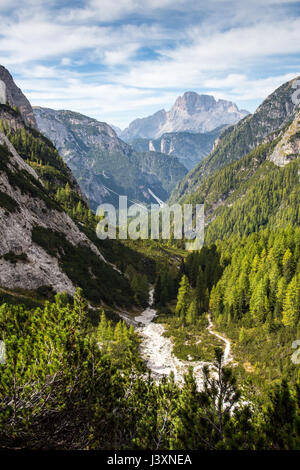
[
  {"xmin": 0, "ymin": 0, "xmax": 299, "ymax": 127},
  {"xmin": 17, "ymin": 70, "xmax": 300, "ymax": 128},
  {"xmin": 16, "ymin": 72, "xmax": 179, "ymax": 127},
  {"xmin": 0, "ymin": 12, "xmax": 171, "ymax": 66},
  {"xmin": 61, "ymin": 57, "xmax": 71, "ymax": 66},
  {"xmin": 203, "ymin": 73, "xmax": 300, "ymax": 103},
  {"xmin": 114, "ymin": 19, "xmax": 300, "ymax": 89},
  {"xmin": 58, "ymin": 0, "xmax": 300, "ymax": 25}
]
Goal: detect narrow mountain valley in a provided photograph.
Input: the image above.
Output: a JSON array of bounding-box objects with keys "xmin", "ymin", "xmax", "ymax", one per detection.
[{"xmin": 0, "ymin": 64, "xmax": 299, "ymax": 451}]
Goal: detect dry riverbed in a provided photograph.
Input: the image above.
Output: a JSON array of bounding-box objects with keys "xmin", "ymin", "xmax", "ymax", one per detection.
[{"xmin": 134, "ymin": 288, "xmax": 232, "ymax": 390}]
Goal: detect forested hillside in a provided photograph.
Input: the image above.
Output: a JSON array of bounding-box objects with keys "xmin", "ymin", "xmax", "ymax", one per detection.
[
  {"xmin": 168, "ymin": 228, "xmax": 300, "ymax": 391},
  {"xmin": 170, "ymin": 109, "xmax": 300, "ymax": 245},
  {"xmin": 210, "ymin": 228, "xmax": 300, "ymax": 389}
]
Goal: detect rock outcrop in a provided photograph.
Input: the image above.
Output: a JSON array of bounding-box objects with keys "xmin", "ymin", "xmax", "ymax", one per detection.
[
  {"xmin": 0, "ymin": 66, "xmax": 37, "ymax": 128},
  {"xmin": 269, "ymin": 111, "xmax": 300, "ymax": 167}
]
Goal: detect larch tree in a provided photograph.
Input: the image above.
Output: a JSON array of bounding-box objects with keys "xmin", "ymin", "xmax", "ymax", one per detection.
[{"xmin": 175, "ymin": 275, "xmax": 190, "ymax": 319}]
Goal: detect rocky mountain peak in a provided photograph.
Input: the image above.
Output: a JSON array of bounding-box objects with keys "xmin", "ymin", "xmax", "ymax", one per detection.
[
  {"xmin": 120, "ymin": 92, "xmax": 249, "ymax": 141},
  {"xmin": 172, "ymin": 92, "xmax": 216, "ymax": 115},
  {"xmin": 0, "ymin": 65, "xmax": 37, "ymax": 129}
]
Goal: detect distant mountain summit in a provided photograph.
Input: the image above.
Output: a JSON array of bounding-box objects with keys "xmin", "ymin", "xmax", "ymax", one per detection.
[{"xmin": 120, "ymin": 92, "xmax": 249, "ymax": 141}]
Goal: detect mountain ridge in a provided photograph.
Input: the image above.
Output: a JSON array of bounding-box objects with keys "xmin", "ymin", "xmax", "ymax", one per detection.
[
  {"xmin": 34, "ymin": 106, "xmax": 187, "ymax": 209},
  {"xmin": 170, "ymin": 76, "xmax": 300, "ymax": 203}
]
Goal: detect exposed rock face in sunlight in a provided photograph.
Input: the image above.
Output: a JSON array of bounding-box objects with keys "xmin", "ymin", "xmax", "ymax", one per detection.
[
  {"xmin": 269, "ymin": 111, "xmax": 300, "ymax": 167},
  {"xmin": 0, "ymin": 66, "xmax": 37, "ymax": 128}
]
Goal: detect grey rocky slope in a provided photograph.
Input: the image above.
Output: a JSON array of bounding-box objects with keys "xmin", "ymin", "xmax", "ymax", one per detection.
[
  {"xmin": 34, "ymin": 107, "xmax": 187, "ymax": 209},
  {"xmin": 0, "ymin": 65, "xmax": 37, "ymax": 128},
  {"xmin": 170, "ymin": 76, "xmax": 300, "ymax": 203},
  {"xmin": 120, "ymin": 92, "xmax": 249, "ymax": 141},
  {"xmin": 0, "ymin": 129, "xmax": 100, "ymax": 295},
  {"xmin": 0, "ymin": 123, "xmax": 132, "ymax": 306},
  {"xmin": 131, "ymin": 126, "xmax": 225, "ymax": 171}
]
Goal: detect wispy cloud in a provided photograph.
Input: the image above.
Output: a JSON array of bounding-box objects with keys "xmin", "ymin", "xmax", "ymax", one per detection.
[{"xmin": 0, "ymin": 0, "xmax": 299, "ymax": 127}]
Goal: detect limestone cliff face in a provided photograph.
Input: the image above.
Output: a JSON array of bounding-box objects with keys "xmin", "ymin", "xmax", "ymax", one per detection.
[
  {"xmin": 0, "ymin": 66, "xmax": 37, "ymax": 128},
  {"xmin": 0, "ymin": 80, "xmax": 6, "ymax": 105},
  {"xmin": 269, "ymin": 111, "xmax": 300, "ymax": 167},
  {"xmin": 0, "ymin": 129, "xmax": 107, "ymax": 295},
  {"xmin": 132, "ymin": 127, "xmax": 225, "ymax": 171},
  {"xmin": 120, "ymin": 92, "xmax": 249, "ymax": 141},
  {"xmin": 163, "ymin": 93, "xmax": 248, "ymax": 135}
]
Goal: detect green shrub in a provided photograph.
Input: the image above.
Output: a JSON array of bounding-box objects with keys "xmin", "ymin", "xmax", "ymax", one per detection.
[
  {"xmin": 0, "ymin": 191, "xmax": 18, "ymax": 213},
  {"xmin": 3, "ymin": 251, "xmax": 28, "ymax": 263}
]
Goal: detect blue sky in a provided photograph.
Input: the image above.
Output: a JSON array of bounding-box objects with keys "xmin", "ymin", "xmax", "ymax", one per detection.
[{"xmin": 0, "ymin": 0, "xmax": 300, "ymax": 128}]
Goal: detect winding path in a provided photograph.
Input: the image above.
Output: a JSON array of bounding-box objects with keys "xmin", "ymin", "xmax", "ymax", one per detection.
[
  {"xmin": 134, "ymin": 288, "xmax": 232, "ymax": 389},
  {"xmin": 207, "ymin": 312, "xmax": 232, "ymax": 365}
]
